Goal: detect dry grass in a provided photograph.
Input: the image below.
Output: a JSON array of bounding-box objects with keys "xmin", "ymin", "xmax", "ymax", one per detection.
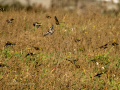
[{"xmin": 0, "ymin": 8, "xmax": 120, "ymax": 90}]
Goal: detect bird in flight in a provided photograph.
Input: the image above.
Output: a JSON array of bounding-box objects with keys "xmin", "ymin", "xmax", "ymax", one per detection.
[
  {"xmin": 54, "ymin": 16, "xmax": 60, "ymax": 25},
  {"xmin": 44, "ymin": 25, "xmax": 54, "ymax": 36}
]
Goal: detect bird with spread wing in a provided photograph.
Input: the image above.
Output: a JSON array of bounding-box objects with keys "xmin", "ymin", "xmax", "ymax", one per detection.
[{"xmin": 44, "ymin": 25, "xmax": 54, "ymax": 36}]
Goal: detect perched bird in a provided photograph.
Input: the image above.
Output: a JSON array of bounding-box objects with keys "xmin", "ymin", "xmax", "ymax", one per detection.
[
  {"xmin": 0, "ymin": 8, "xmax": 4, "ymax": 12},
  {"xmin": 6, "ymin": 19, "xmax": 14, "ymax": 23},
  {"xmin": 94, "ymin": 71, "xmax": 107, "ymax": 77},
  {"xmin": 98, "ymin": 44, "xmax": 108, "ymax": 49},
  {"xmin": 54, "ymin": 16, "xmax": 60, "ymax": 25},
  {"xmin": 112, "ymin": 42, "xmax": 119, "ymax": 46},
  {"xmin": 44, "ymin": 25, "xmax": 54, "ymax": 36},
  {"xmin": 94, "ymin": 73, "xmax": 103, "ymax": 77},
  {"xmin": 46, "ymin": 16, "xmax": 51, "ymax": 18},
  {"xmin": 33, "ymin": 22, "xmax": 42, "ymax": 28},
  {"xmin": 5, "ymin": 41, "xmax": 15, "ymax": 47}
]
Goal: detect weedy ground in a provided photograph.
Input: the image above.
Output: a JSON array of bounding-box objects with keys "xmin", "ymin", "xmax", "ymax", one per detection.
[{"xmin": 0, "ymin": 8, "xmax": 120, "ymax": 90}]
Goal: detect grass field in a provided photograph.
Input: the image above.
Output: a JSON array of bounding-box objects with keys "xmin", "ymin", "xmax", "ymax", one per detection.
[{"xmin": 0, "ymin": 8, "xmax": 120, "ymax": 90}]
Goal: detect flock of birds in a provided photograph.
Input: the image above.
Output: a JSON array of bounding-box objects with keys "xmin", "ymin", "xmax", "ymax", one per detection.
[
  {"xmin": 1, "ymin": 6, "xmax": 119, "ymax": 51},
  {"xmin": 0, "ymin": 7, "xmax": 81, "ymax": 69},
  {"xmin": 6, "ymin": 17, "xmax": 59, "ymax": 36},
  {"xmin": 0, "ymin": 7, "xmax": 60, "ymax": 36},
  {"xmin": 33, "ymin": 16, "xmax": 60, "ymax": 36},
  {"xmin": 33, "ymin": 22, "xmax": 54, "ymax": 36},
  {"xmin": 0, "ymin": 7, "xmax": 119, "ymax": 71}
]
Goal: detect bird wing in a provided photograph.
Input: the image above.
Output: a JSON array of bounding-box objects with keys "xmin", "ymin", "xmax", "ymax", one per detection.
[
  {"xmin": 44, "ymin": 31, "xmax": 50, "ymax": 36},
  {"xmin": 55, "ymin": 16, "xmax": 59, "ymax": 25}
]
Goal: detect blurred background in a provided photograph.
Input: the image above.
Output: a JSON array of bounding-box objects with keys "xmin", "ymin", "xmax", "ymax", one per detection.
[{"xmin": 0, "ymin": 0, "xmax": 120, "ymax": 15}]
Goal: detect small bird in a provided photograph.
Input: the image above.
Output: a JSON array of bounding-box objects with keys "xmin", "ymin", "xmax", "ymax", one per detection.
[
  {"xmin": 54, "ymin": 16, "xmax": 60, "ymax": 25},
  {"xmin": 6, "ymin": 19, "xmax": 14, "ymax": 23},
  {"xmin": 0, "ymin": 8, "xmax": 4, "ymax": 12},
  {"xmin": 94, "ymin": 73, "xmax": 103, "ymax": 77},
  {"xmin": 112, "ymin": 42, "xmax": 119, "ymax": 46},
  {"xmin": 46, "ymin": 16, "xmax": 51, "ymax": 18},
  {"xmin": 33, "ymin": 22, "xmax": 42, "ymax": 28},
  {"xmin": 5, "ymin": 41, "xmax": 15, "ymax": 47},
  {"xmin": 44, "ymin": 25, "xmax": 54, "ymax": 36},
  {"xmin": 94, "ymin": 71, "xmax": 107, "ymax": 77},
  {"xmin": 98, "ymin": 44, "xmax": 108, "ymax": 49}
]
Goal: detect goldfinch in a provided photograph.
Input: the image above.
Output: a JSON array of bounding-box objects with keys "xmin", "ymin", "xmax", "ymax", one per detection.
[
  {"xmin": 33, "ymin": 22, "xmax": 42, "ymax": 28},
  {"xmin": 5, "ymin": 41, "xmax": 15, "ymax": 47},
  {"xmin": 44, "ymin": 25, "xmax": 54, "ymax": 36},
  {"xmin": 99, "ymin": 44, "xmax": 108, "ymax": 49},
  {"xmin": 6, "ymin": 19, "xmax": 14, "ymax": 23},
  {"xmin": 54, "ymin": 16, "xmax": 60, "ymax": 25},
  {"xmin": 112, "ymin": 42, "xmax": 119, "ymax": 46},
  {"xmin": 46, "ymin": 16, "xmax": 51, "ymax": 18}
]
